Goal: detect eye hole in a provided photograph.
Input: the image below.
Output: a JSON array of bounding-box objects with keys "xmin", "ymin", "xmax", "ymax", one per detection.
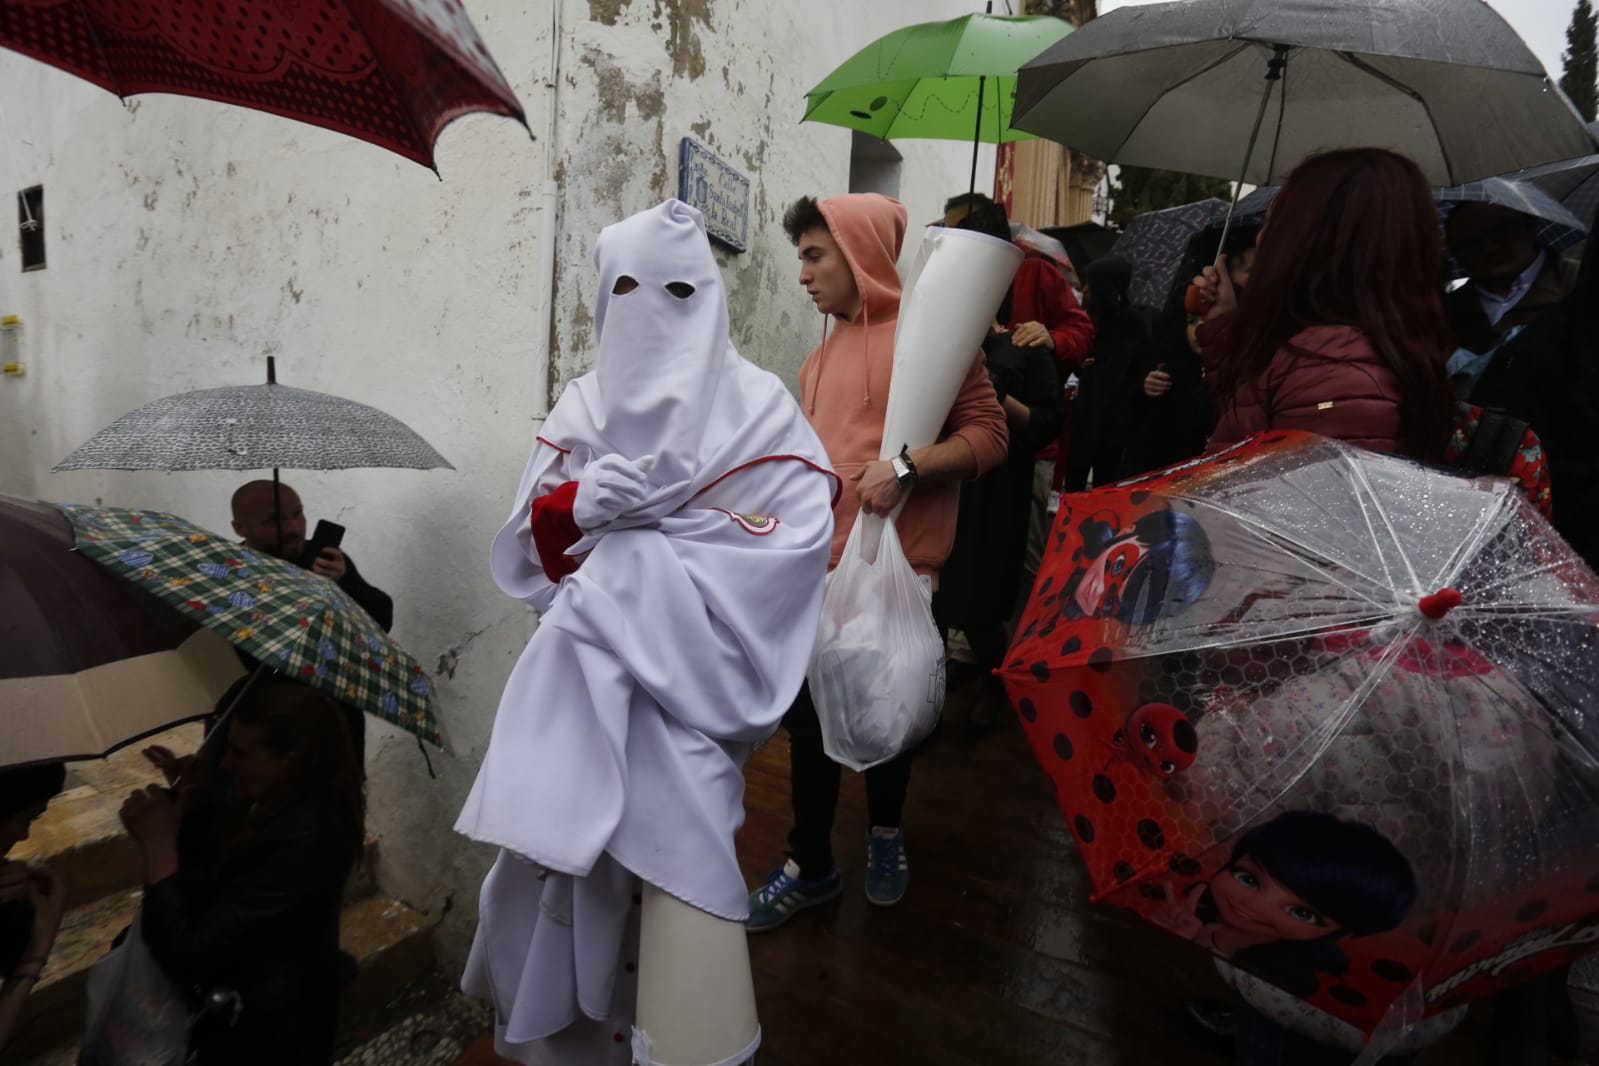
[
  {"xmin": 665, "ymin": 281, "xmax": 695, "ymax": 299},
  {"xmin": 1139, "ymin": 722, "xmax": 1158, "ymax": 748},
  {"xmin": 612, "ymin": 275, "xmax": 639, "ymax": 295},
  {"xmin": 1158, "ymin": 760, "xmax": 1176, "ymax": 776}
]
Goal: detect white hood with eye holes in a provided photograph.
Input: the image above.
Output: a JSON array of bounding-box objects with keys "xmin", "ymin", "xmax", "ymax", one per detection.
[{"xmin": 544, "ymin": 198, "xmax": 804, "ymax": 511}]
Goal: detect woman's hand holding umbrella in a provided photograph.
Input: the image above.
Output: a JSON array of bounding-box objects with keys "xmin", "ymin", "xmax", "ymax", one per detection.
[{"xmin": 1190, "ymin": 254, "xmax": 1240, "ymax": 321}]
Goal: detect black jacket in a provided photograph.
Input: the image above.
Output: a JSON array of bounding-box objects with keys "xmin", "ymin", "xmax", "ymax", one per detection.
[
  {"xmin": 143, "ymin": 798, "xmax": 356, "ymax": 1065},
  {"xmin": 324, "ymin": 553, "xmax": 393, "ymax": 633},
  {"xmin": 1122, "ymin": 311, "xmax": 1217, "ymax": 477}
]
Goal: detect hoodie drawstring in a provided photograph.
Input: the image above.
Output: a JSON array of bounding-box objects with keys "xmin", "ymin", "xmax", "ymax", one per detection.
[
  {"xmin": 808, "ymin": 315, "xmax": 832, "ymax": 416},
  {"xmin": 861, "ymin": 301, "xmax": 872, "ymax": 407}
]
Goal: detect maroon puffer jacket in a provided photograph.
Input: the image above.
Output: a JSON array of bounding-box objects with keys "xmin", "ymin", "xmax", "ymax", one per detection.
[{"xmin": 1199, "ymin": 318, "xmax": 1409, "ymax": 457}]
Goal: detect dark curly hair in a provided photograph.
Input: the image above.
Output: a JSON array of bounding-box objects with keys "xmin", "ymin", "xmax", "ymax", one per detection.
[{"xmin": 782, "ymin": 196, "xmax": 828, "ymax": 246}]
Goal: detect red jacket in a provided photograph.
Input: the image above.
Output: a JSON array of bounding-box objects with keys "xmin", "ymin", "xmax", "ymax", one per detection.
[
  {"xmin": 1200, "ymin": 319, "xmax": 1410, "ymax": 457},
  {"xmin": 1010, "ymin": 257, "xmax": 1094, "ymax": 366},
  {"xmin": 1010, "ymin": 257, "xmax": 1093, "ymax": 468}
]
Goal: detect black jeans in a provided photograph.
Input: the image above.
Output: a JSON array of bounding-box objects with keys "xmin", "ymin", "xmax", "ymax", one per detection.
[{"xmin": 783, "ymin": 683, "xmax": 913, "ymax": 880}]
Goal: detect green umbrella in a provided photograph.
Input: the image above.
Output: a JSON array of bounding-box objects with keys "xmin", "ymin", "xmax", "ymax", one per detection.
[
  {"xmin": 60, "ymin": 503, "xmax": 441, "ymax": 747},
  {"xmin": 802, "ymin": 11, "xmax": 1074, "ymax": 194}
]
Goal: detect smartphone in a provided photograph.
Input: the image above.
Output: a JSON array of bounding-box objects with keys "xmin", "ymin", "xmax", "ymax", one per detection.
[{"xmin": 302, "ymin": 520, "xmax": 347, "ymax": 567}]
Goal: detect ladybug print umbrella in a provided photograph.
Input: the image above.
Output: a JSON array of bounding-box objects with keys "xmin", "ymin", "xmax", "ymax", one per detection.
[{"xmin": 1000, "ymin": 431, "xmax": 1599, "ymax": 1035}]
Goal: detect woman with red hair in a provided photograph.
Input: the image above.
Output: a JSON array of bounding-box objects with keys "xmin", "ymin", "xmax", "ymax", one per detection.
[{"xmin": 1191, "ymin": 148, "xmax": 1454, "ymax": 460}]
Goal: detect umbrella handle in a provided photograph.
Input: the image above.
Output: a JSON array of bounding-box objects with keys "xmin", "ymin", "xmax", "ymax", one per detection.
[{"xmin": 187, "ymin": 660, "xmax": 273, "ymax": 784}]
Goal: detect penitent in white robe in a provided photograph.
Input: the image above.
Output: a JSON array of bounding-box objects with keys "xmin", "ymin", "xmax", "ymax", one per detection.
[{"xmin": 456, "ymin": 200, "xmax": 838, "ymax": 1065}]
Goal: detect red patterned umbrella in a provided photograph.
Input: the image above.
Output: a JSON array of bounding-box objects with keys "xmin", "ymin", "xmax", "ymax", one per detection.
[{"xmin": 0, "ymin": 0, "xmax": 527, "ymax": 170}]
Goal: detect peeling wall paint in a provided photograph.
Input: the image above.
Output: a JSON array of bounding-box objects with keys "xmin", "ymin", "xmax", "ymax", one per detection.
[{"xmin": 0, "ymin": 0, "xmax": 999, "ymax": 975}]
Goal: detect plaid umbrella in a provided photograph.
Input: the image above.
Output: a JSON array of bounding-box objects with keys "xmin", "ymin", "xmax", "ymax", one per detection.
[
  {"xmin": 1, "ymin": 494, "xmax": 245, "ymax": 767},
  {"xmin": 61, "ymin": 504, "xmax": 441, "ymax": 746},
  {"xmin": 0, "ymin": 0, "xmax": 526, "ymax": 171}
]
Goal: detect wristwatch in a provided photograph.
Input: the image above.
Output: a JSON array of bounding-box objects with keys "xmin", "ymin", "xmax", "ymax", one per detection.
[{"xmin": 890, "ymin": 446, "xmax": 919, "ymax": 490}]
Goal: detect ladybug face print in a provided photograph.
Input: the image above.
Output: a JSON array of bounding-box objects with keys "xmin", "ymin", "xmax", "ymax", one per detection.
[
  {"xmin": 1069, "ymin": 509, "xmax": 1150, "ymax": 619},
  {"xmin": 1126, "ymin": 702, "xmax": 1199, "ymax": 778}
]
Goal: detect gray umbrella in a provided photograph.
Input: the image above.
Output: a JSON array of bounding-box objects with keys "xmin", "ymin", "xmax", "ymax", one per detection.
[
  {"xmin": 1015, "ymin": 0, "xmax": 1594, "ymax": 187},
  {"xmin": 55, "ymin": 358, "xmax": 453, "ymax": 472},
  {"xmin": 1205, "ymin": 177, "xmax": 1588, "ymax": 253}
]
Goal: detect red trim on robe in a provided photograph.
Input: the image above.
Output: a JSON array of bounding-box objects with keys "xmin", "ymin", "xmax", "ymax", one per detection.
[
  {"xmin": 530, "ymin": 480, "xmax": 583, "ymax": 581},
  {"xmin": 536, "ymin": 435, "xmax": 572, "ymax": 454},
  {"xmin": 690, "ymin": 454, "xmax": 843, "ymax": 507}
]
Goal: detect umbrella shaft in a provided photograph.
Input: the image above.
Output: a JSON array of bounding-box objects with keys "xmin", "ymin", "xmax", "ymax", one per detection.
[{"xmin": 1215, "ymin": 45, "xmax": 1289, "ymax": 265}]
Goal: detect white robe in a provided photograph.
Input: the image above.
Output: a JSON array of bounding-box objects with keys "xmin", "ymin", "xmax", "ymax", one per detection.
[{"xmin": 456, "ymin": 200, "xmax": 838, "ymax": 1064}]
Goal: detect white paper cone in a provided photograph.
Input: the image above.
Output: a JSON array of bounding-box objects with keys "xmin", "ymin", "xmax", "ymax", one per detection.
[
  {"xmin": 859, "ymin": 226, "xmax": 1022, "ymax": 562},
  {"xmin": 633, "ymin": 884, "xmax": 760, "ymax": 1066}
]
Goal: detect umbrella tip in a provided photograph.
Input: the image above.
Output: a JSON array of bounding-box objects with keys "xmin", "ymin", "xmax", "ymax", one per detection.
[
  {"xmin": 266, "ymin": 355, "xmax": 276, "ymax": 385},
  {"xmin": 1418, "ymin": 587, "xmax": 1462, "ymax": 621}
]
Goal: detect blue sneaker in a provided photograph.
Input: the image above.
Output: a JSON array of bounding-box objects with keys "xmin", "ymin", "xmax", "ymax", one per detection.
[
  {"xmin": 746, "ymin": 859, "xmax": 841, "ymax": 932},
  {"xmin": 864, "ymin": 827, "xmax": 909, "ymax": 906}
]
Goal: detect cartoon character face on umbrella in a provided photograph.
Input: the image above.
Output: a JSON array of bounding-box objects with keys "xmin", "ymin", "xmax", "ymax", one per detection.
[
  {"xmin": 1062, "ymin": 506, "xmax": 1215, "ymax": 623},
  {"xmin": 1112, "ymin": 702, "xmax": 1198, "ymax": 779},
  {"xmin": 1164, "ymin": 811, "xmax": 1418, "ymax": 988}
]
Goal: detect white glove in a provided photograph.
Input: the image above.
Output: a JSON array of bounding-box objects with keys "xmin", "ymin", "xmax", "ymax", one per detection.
[{"xmin": 572, "ymin": 453, "xmax": 654, "ymax": 532}]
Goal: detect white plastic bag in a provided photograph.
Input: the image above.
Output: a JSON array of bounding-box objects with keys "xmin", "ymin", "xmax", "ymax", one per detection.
[
  {"xmin": 79, "ymin": 910, "xmax": 192, "ymax": 1066},
  {"xmin": 808, "ymin": 513, "xmax": 946, "ymax": 771}
]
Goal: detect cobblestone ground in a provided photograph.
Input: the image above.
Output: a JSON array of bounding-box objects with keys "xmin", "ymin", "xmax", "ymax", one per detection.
[{"xmin": 336, "ymin": 973, "xmax": 492, "ymax": 1066}]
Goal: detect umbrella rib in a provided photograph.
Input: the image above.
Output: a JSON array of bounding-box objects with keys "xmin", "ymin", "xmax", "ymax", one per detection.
[
  {"xmin": 68, "ymin": 0, "xmax": 124, "ymax": 99},
  {"xmin": 1335, "ymin": 51, "xmax": 1457, "ymax": 182},
  {"xmin": 1088, "ymin": 39, "xmax": 1259, "ymax": 166},
  {"xmin": 1340, "ymin": 453, "xmax": 1424, "ymax": 595}
]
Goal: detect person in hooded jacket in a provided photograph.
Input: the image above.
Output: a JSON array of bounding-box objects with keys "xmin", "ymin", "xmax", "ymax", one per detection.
[
  {"xmin": 1063, "ymin": 255, "xmax": 1146, "ymax": 490},
  {"xmin": 745, "ymin": 193, "xmax": 1008, "ymax": 929}
]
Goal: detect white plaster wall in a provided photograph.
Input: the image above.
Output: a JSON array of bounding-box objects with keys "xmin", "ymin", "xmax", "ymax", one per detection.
[{"xmin": 0, "ymin": 0, "xmax": 1008, "ymax": 973}]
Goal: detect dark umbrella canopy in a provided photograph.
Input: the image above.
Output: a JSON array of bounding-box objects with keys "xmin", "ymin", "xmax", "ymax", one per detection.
[
  {"xmin": 0, "ymin": 0, "xmax": 527, "ymax": 170},
  {"xmin": 1014, "ymin": 0, "xmax": 1595, "ymax": 185},
  {"xmin": 1108, "ymin": 198, "xmax": 1229, "ymax": 310},
  {"xmin": 1513, "ymin": 153, "xmax": 1599, "ymax": 226},
  {"xmin": 1202, "ymin": 177, "xmax": 1589, "ymax": 266},
  {"xmin": 1, "ymin": 494, "xmax": 245, "ymax": 767}
]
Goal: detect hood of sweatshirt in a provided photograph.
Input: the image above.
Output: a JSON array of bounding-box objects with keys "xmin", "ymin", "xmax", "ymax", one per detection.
[{"xmin": 818, "ymin": 193, "xmax": 906, "ymax": 326}]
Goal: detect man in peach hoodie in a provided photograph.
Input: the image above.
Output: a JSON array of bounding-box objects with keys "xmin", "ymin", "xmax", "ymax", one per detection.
[{"xmin": 746, "ymin": 193, "xmax": 1008, "ymax": 930}]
